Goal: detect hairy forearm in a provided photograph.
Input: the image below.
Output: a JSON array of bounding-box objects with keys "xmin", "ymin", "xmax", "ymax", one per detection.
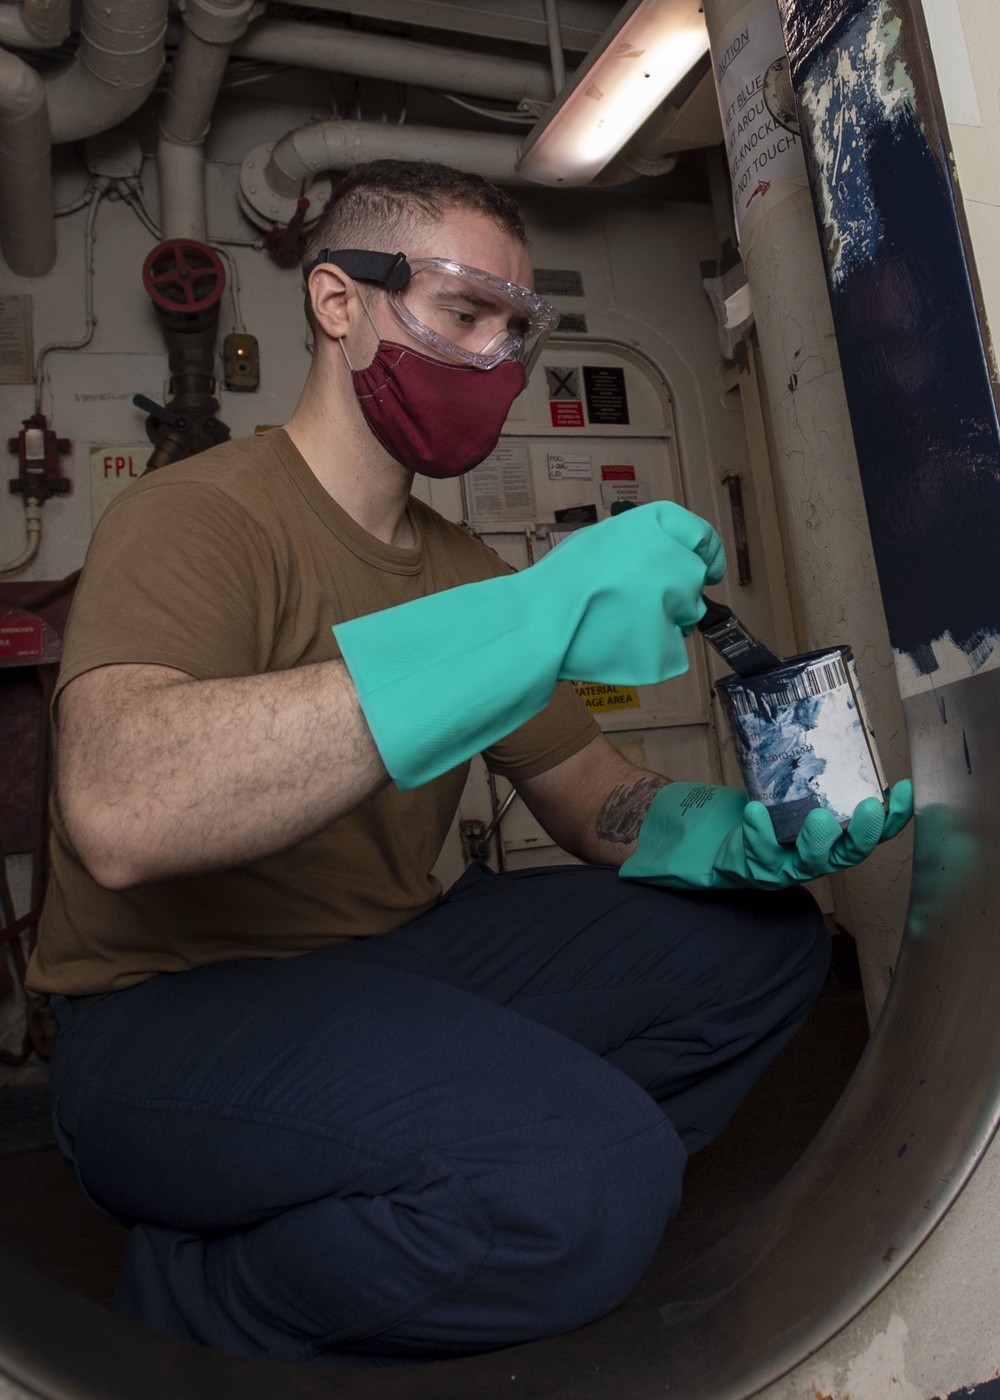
[
  {"xmin": 517, "ymin": 737, "xmax": 669, "ymax": 868},
  {"xmin": 57, "ymin": 661, "xmax": 387, "ymax": 888}
]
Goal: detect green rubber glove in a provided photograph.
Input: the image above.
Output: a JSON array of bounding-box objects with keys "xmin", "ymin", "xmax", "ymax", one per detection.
[
  {"xmin": 619, "ymin": 778, "xmax": 914, "ymax": 891},
  {"xmin": 334, "ymin": 501, "xmax": 725, "ymax": 791}
]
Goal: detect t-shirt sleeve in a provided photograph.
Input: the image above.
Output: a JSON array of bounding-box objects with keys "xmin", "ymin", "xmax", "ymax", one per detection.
[
  {"xmin": 483, "ymin": 680, "xmax": 600, "ymax": 781},
  {"xmin": 56, "ymin": 478, "xmax": 276, "ymax": 702}
]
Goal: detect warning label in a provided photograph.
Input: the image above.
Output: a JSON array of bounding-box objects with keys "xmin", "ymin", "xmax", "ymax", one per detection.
[
  {"xmin": 550, "ymin": 401, "xmax": 585, "ymax": 428},
  {"xmin": 0, "ymin": 615, "xmax": 42, "ymax": 658},
  {"xmin": 583, "ymin": 366, "xmax": 629, "ymax": 425},
  {"xmin": 545, "ymin": 366, "xmax": 581, "ymax": 400},
  {"xmin": 571, "ymin": 681, "xmax": 640, "ymax": 713},
  {"xmin": 715, "ymin": 2, "xmax": 805, "ymax": 235}
]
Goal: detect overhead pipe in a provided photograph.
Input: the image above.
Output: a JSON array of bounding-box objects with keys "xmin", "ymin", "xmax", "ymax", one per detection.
[
  {"xmin": 158, "ymin": 0, "xmax": 258, "ymax": 240},
  {"xmin": 239, "ymin": 116, "xmax": 642, "ymax": 227},
  {"xmin": 0, "ymin": 46, "xmax": 54, "ymax": 276},
  {"xmin": 232, "ymin": 19, "xmax": 555, "ymax": 104},
  {"xmin": 249, "ymin": 121, "xmax": 527, "ymax": 214},
  {"xmin": 0, "ymin": 0, "xmax": 70, "ymax": 50},
  {"xmin": 44, "ymin": 0, "xmax": 168, "ymax": 144}
]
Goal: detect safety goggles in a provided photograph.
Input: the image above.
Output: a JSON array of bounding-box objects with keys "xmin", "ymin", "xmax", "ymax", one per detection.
[{"xmin": 304, "ymin": 249, "xmax": 560, "ymax": 372}]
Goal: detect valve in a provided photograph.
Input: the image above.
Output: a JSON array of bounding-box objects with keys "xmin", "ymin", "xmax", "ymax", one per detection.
[
  {"xmin": 264, "ymin": 196, "xmax": 311, "ymax": 268},
  {"xmin": 142, "ymin": 240, "xmax": 226, "ymax": 317},
  {"xmin": 139, "ymin": 240, "xmax": 230, "ymax": 471},
  {"xmin": 8, "ymin": 414, "xmax": 71, "ymax": 504}
]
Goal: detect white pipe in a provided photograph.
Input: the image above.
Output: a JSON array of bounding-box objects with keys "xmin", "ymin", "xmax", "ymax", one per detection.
[
  {"xmin": 0, "ymin": 47, "xmax": 54, "ymax": 277},
  {"xmin": 543, "ymin": 0, "xmax": 566, "ymax": 94},
  {"xmin": 158, "ymin": 0, "xmax": 257, "ymax": 241},
  {"xmin": 157, "ymin": 140, "xmax": 209, "ymax": 241},
  {"xmin": 263, "ymin": 121, "xmax": 527, "ymax": 198},
  {"xmin": 44, "ymin": 0, "xmax": 168, "ymax": 144},
  {"xmin": 0, "ymin": 0, "xmax": 71, "ymax": 49},
  {"xmin": 0, "ymin": 501, "xmax": 42, "ymax": 577},
  {"xmin": 233, "ymin": 19, "xmax": 554, "ymax": 103}
]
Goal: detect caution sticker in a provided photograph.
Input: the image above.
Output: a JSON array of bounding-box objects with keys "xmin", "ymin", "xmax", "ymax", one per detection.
[{"xmin": 571, "ymin": 681, "xmax": 640, "ymax": 713}]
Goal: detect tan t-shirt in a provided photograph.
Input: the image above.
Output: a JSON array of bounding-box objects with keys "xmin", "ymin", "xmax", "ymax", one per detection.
[{"xmin": 28, "ymin": 430, "xmax": 599, "ymax": 995}]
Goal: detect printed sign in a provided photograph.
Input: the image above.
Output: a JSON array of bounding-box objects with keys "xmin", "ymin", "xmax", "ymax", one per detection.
[
  {"xmin": 547, "ymin": 453, "xmax": 592, "ymax": 481},
  {"xmin": 714, "ymin": 0, "xmax": 806, "ymax": 237},
  {"xmin": 571, "ymin": 681, "xmax": 640, "ymax": 713},
  {"xmin": 0, "ymin": 615, "xmax": 42, "ymax": 658},
  {"xmin": 534, "ymin": 269, "xmax": 585, "ymax": 297},
  {"xmin": 90, "ymin": 444, "xmax": 148, "ymax": 523},
  {"xmin": 0, "ymin": 296, "xmax": 33, "ymax": 383},
  {"xmin": 601, "ymin": 465, "xmax": 636, "ymax": 481},
  {"xmin": 601, "ymin": 481, "xmax": 651, "ymax": 507},
  {"xmin": 583, "ymin": 366, "xmax": 629, "ymax": 425},
  {"xmin": 468, "ymin": 443, "xmax": 536, "ymax": 521},
  {"xmin": 550, "ymin": 401, "xmax": 585, "ymax": 428},
  {"xmin": 545, "ymin": 367, "xmax": 581, "ymax": 400}
]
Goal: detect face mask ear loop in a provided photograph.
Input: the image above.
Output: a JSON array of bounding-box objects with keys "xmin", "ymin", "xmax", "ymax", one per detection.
[
  {"xmin": 338, "ymin": 289, "xmax": 382, "ymax": 374},
  {"xmin": 359, "ymin": 292, "xmax": 382, "ymax": 342}
]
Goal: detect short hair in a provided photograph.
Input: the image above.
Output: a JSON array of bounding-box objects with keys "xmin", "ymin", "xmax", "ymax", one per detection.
[{"xmin": 302, "ymin": 162, "xmax": 529, "ymax": 336}]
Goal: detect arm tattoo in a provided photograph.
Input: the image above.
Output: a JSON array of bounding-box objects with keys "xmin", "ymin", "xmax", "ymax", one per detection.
[{"xmin": 594, "ymin": 776, "xmax": 669, "ymax": 847}]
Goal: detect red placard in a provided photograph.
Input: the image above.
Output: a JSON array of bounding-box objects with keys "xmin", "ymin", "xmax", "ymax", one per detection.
[
  {"xmin": 0, "ymin": 614, "xmax": 43, "ymax": 658},
  {"xmin": 601, "ymin": 465, "xmax": 636, "ymax": 480},
  {"xmin": 550, "ymin": 401, "xmax": 585, "ymax": 428}
]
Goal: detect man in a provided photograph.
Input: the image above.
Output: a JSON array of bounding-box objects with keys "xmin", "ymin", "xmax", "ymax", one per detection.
[{"xmin": 29, "ymin": 160, "xmax": 911, "ymax": 1367}]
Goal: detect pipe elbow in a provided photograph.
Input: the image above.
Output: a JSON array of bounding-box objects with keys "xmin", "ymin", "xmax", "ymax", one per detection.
[
  {"xmin": 0, "ymin": 49, "xmax": 47, "ymax": 122},
  {"xmin": 45, "ymin": 0, "xmax": 168, "ymax": 144}
]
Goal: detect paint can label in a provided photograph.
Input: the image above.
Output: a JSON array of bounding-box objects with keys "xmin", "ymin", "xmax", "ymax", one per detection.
[{"xmin": 716, "ymin": 646, "xmax": 889, "ymax": 843}]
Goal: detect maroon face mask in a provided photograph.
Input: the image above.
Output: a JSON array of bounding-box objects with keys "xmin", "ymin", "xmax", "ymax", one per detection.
[{"xmin": 352, "ymin": 341, "xmax": 527, "ymax": 479}]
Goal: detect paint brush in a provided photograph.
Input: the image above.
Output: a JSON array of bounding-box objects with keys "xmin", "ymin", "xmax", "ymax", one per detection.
[{"xmin": 697, "ymin": 597, "xmax": 783, "ymax": 677}]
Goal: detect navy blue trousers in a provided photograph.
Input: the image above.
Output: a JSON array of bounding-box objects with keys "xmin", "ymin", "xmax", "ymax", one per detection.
[{"xmin": 49, "ymin": 862, "xmax": 829, "ymax": 1366}]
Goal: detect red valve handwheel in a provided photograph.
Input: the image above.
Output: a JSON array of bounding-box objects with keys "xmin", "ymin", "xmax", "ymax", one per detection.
[{"xmin": 142, "ymin": 239, "xmax": 226, "ymax": 314}]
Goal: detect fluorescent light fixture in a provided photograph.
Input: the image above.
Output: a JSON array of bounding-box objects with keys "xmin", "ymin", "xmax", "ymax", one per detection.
[{"xmin": 516, "ymin": 0, "xmax": 710, "ymax": 186}]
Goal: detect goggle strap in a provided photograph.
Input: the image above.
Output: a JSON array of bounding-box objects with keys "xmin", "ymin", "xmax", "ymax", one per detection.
[{"xmin": 303, "ymin": 249, "xmax": 412, "ymax": 290}]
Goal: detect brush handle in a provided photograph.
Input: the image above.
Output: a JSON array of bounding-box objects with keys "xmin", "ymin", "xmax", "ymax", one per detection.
[{"xmin": 697, "ymin": 596, "xmax": 732, "ymax": 633}]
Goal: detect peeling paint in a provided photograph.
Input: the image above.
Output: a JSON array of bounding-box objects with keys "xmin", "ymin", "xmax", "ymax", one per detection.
[
  {"xmin": 806, "ymin": 1314, "xmax": 924, "ymax": 1399},
  {"xmin": 800, "ymin": 3, "xmax": 915, "ymax": 285}
]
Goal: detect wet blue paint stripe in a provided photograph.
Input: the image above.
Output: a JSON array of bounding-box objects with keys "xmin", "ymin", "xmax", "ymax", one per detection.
[{"xmin": 777, "ymin": 0, "xmax": 1000, "ymax": 675}]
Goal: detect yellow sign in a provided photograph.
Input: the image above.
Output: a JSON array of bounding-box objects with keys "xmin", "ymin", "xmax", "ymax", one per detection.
[{"xmin": 571, "ymin": 681, "xmax": 640, "ymax": 713}]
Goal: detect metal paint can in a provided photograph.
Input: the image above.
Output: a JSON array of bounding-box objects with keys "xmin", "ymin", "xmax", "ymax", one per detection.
[{"xmin": 715, "ymin": 646, "xmax": 889, "ymax": 843}]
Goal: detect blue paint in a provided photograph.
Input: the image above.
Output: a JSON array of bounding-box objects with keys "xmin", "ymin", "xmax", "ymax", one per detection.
[
  {"xmin": 779, "ymin": 0, "xmax": 1000, "ymax": 673},
  {"xmin": 716, "ymin": 647, "xmax": 887, "ymax": 841},
  {"xmin": 936, "ymin": 1381, "xmax": 1000, "ymax": 1400},
  {"xmin": 799, "ymin": 8, "xmax": 907, "ymax": 287}
]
